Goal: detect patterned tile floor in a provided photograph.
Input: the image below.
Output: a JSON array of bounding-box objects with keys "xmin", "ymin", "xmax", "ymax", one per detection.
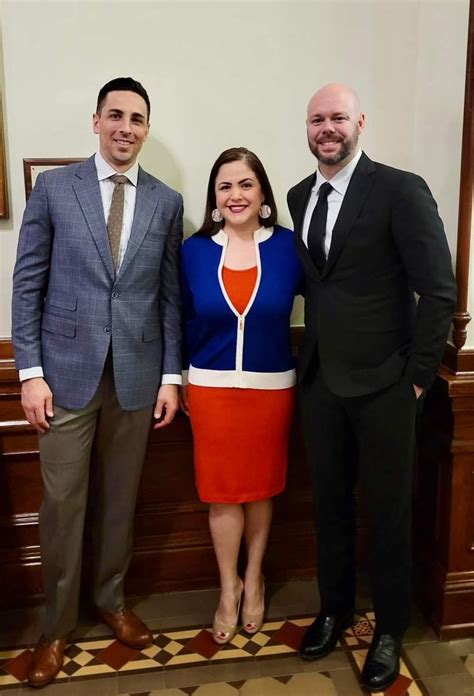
[{"xmin": 0, "ymin": 580, "xmax": 473, "ymax": 695}]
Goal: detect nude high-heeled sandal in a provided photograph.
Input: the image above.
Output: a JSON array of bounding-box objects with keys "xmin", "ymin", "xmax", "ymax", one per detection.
[
  {"xmin": 242, "ymin": 578, "xmax": 265, "ymax": 635},
  {"xmin": 212, "ymin": 582, "xmax": 243, "ymax": 645}
]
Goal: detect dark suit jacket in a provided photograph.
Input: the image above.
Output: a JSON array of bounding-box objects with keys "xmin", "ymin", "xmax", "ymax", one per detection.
[
  {"xmin": 12, "ymin": 156, "xmax": 183, "ymax": 411},
  {"xmin": 287, "ymin": 152, "xmax": 457, "ymax": 397}
]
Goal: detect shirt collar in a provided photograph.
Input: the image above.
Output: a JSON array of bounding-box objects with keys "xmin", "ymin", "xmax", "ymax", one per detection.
[
  {"xmin": 313, "ymin": 148, "xmax": 362, "ymax": 196},
  {"xmin": 94, "ymin": 151, "xmax": 139, "ymax": 186}
]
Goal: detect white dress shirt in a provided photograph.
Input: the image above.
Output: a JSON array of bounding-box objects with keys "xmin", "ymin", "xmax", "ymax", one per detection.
[
  {"xmin": 20, "ymin": 153, "xmax": 180, "ymax": 387},
  {"xmin": 95, "ymin": 151, "xmax": 138, "ymax": 268},
  {"xmin": 302, "ymin": 149, "xmax": 362, "ymax": 257}
]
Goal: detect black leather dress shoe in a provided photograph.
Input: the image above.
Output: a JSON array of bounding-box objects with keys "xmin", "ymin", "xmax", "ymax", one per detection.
[
  {"xmin": 300, "ymin": 609, "xmax": 353, "ymax": 660},
  {"xmin": 361, "ymin": 633, "xmax": 401, "ymax": 692}
]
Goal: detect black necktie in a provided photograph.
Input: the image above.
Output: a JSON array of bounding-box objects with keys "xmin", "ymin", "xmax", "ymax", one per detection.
[{"xmin": 308, "ymin": 182, "xmax": 333, "ymax": 271}]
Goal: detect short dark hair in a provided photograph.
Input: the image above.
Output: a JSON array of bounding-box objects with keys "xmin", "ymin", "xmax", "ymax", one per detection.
[
  {"xmin": 196, "ymin": 147, "xmax": 278, "ymax": 237},
  {"xmin": 96, "ymin": 77, "xmax": 151, "ymax": 121}
]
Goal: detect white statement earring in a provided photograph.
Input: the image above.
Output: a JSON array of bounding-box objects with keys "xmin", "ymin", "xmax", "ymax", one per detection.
[
  {"xmin": 212, "ymin": 208, "xmax": 223, "ymax": 223},
  {"xmin": 259, "ymin": 204, "xmax": 271, "ymax": 219}
]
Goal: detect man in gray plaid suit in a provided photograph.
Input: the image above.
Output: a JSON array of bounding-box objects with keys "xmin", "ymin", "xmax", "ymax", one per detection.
[{"xmin": 12, "ymin": 77, "xmax": 183, "ymax": 687}]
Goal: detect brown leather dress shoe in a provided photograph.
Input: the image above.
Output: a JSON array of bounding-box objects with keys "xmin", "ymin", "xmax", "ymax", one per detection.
[
  {"xmin": 97, "ymin": 608, "xmax": 153, "ymax": 649},
  {"xmin": 27, "ymin": 636, "xmax": 68, "ymax": 688}
]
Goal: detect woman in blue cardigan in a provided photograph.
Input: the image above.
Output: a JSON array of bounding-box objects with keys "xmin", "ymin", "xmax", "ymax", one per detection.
[{"xmin": 181, "ymin": 147, "xmax": 303, "ymax": 644}]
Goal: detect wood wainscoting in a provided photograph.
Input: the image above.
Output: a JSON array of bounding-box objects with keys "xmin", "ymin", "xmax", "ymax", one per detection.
[
  {"xmin": 0, "ymin": 334, "xmax": 327, "ymax": 608},
  {"xmin": 1, "ymin": 336, "xmax": 473, "ymax": 638},
  {"xmin": 414, "ymin": 365, "xmax": 474, "ymax": 638},
  {"xmin": 0, "ymin": 332, "xmax": 377, "ymax": 607}
]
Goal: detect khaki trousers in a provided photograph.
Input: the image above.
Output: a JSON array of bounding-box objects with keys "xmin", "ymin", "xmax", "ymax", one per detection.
[{"xmin": 38, "ymin": 361, "xmax": 153, "ymax": 640}]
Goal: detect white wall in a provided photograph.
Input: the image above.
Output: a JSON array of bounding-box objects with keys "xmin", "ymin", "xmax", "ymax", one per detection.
[
  {"xmin": 412, "ymin": 0, "xmax": 467, "ymax": 259},
  {"xmin": 0, "ymin": 0, "xmax": 468, "ymax": 337}
]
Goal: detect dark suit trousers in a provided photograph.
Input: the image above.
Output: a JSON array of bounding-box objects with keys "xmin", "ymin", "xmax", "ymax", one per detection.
[
  {"xmin": 38, "ymin": 358, "xmax": 153, "ymax": 640},
  {"xmin": 300, "ymin": 369, "xmax": 418, "ymax": 636}
]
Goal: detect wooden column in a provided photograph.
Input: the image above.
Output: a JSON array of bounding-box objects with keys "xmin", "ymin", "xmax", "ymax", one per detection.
[{"xmin": 414, "ymin": 0, "xmax": 474, "ymax": 639}]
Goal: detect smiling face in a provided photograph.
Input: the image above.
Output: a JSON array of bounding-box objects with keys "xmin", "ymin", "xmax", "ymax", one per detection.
[
  {"xmin": 92, "ymin": 90, "xmax": 149, "ymax": 171},
  {"xmin": 306, "ymin": 84, "xmax": 365, "ymax": 176},
  {"xmin": 214, "ymin": 159, "xmax": 265, "ymax": 232}
]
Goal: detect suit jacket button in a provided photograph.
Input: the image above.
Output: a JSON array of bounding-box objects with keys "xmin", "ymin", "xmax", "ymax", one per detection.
[
  {"xmin": 112, "ymin": 291, "xmax": 119, "ymax": 299},
  {"xmin": 104, "ymin": 326, "xmax": 111, "ymax": 333}
]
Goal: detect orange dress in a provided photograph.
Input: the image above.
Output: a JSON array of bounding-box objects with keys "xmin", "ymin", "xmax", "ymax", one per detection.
[{"xmin": 188, "ymin": 266, "xmax": 296, "ymax": 504}]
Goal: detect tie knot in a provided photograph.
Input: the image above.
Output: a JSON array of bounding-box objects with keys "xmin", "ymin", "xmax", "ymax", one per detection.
[
  {"xmin": 318, "ymin": 182, "xmax": 332, "ymax": 201},
  {"xmin": 110, "ymin": 174, "xmax": 129, "ymax": 186}
]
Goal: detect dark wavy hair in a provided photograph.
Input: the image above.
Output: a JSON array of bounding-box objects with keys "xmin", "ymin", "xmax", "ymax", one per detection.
[
  {"xmin": 96, "ymin": 77, "xmax": 150, "ymax": 121},
  {"xmin": 196, "ymin": 147, "xmax": 278, "ymax": 237}
]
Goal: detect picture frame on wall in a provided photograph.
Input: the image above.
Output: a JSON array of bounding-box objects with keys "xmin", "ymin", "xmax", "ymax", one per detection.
[
  {"xmin": 0, "ymin": 95, "xmax": 9, "ymax": 219},
  {"xmin": 23, "ymin": 158, "xmax": 85, "ymax": 200}
]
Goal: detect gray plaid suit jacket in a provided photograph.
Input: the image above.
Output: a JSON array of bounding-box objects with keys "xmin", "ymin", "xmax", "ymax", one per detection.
[{"xmin": 12, "ymin": 155, "xmax": 183, "ymax": 411}]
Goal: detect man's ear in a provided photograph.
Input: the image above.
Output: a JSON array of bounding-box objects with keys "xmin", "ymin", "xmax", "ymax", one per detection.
[{"xmin": 92, "ymin": 113, "xmax": 100, "ymax": 135}]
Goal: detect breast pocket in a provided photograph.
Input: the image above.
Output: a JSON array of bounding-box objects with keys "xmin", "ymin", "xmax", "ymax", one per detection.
[
  {"xmin": 141, "ymin": 231, "xmax": 167, "ymax": 250},
  {"xmin": 146, "ymin": 228, "xmax": 168, "ymax": 238},
  {"xmin": 138, "ymin": 233, "xmax": 166, "ymax": 267}
]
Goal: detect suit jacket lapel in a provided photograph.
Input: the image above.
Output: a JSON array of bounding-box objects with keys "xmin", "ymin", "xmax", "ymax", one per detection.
[
  {"xmin": 293, "ymin": 174, "xmax": 315, "ymax": 238},
  {"xmin": 292, "ymin": 173, "xmax": 321, "ymax": 281},
  {"xmin": 73, "ymin": 156, "xmax": 115, "ymax": 281},
  {"xmin": 117, "ymin": 167, "xmax": 158, "ymax": 279},
  {"xmin": 322, "ymin": 152, "xmax": 376, "ymax": 278}
]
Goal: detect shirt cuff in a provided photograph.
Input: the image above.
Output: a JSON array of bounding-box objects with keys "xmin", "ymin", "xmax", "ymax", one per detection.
[
  {"xmin": 19, "ymin": 366, "xmax": 44, "ymax": 382},
  {"xmin": 161, "ymin": 373, "xmax": 182, "ymax": 386}
]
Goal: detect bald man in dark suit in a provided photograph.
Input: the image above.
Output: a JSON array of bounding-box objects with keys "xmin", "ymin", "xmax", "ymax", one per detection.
[{"xmin": 288, "ymin": 83, "xmax": 456, "ymax": 692}]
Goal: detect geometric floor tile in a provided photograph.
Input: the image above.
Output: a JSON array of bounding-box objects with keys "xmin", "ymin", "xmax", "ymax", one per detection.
[
  {"xmin": 0, "ymin": 611, "xmax": 383, "ymax": 689},
  {"xmin": 465, "ymin": 654, "xmax": 474, "ymax": 679},
  {"xmin": 97, "ymin": 640, "xmax": 140, "ymax": 670},
  {"xmin": 272, "ymin": 621, "xmax": 305, "ymax": 651},
  {"xmin": 0, "ymin": 610, "xmax": 468, "ymax": 696},
  {"xmin": 3, "ymin": 648, "xmax": 33, "ymax": 681},
  {"xmin": 186, "ymin": 630, "xmax": 221, "ymax": 660},
  {"xmin": 351, "ymin": 649, "xmax": 426, "ymax": 696},
  {"xmin": 241, "ymin": 678, "xmax": 290, "ymax": 695},
  {"xmin": 3, "ymin": 576, "xmax": 474, "ymax": 696},
  {"xmin": 287, "ymin": 672, "xmax": 339, "ymax": 695}
]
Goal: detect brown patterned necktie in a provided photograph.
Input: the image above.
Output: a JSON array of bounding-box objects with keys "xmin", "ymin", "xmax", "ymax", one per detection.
[{"xmin": 107, "ymin": 174, "xmax": 129, "ymax": 271}]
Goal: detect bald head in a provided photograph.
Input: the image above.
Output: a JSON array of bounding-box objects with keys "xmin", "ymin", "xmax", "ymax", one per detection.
[
  {"xmin": 307, "ymin": 83, "xmax": 361, "ymax": 119},
  {"xmin": 306, "ymin": 83, "xmax": 365, "ymax": 177}
]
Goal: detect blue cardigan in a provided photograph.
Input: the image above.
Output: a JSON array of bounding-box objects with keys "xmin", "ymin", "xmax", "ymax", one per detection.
[{"xmin": 181, "ymin": 225, "xmax": 304, "ymax": 389}]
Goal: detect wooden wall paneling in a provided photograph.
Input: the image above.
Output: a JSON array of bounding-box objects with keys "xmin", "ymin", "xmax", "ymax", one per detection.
[
  {"xmin": 0, "ymin": 338, "xmax": 14, "ymax": 360},
  {"xmin": 415, "ymin": 370, "xmax": 474, "ymax": 638},
  {"xmin": 4, "ymin": 346, "xmax": 472, "ymax": 636},
  {"xmin": 452, "ymin": 0, "xmax": 474, "ymax": 348},
  {"xmin": 0, "ymin": 333, "xmax": 325, "ymax": 609},
  {"xmin": 409, "ymin": 0, "xmax": 474, "ymax": 639}
]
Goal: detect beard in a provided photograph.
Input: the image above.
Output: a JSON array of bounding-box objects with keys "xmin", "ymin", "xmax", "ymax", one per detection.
[{"xmin": 308, "ymin": 131, "xmax": 359, "ymax": 165}]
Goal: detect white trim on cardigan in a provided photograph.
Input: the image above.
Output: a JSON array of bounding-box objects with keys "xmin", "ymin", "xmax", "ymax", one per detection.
[
  {"xmin": 188, "ymin": 364, "xmax": 296, "ymax": 389},
  {"xmin": 214, "ymin": 227, "xmax": 269, "ymax": 381}
]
